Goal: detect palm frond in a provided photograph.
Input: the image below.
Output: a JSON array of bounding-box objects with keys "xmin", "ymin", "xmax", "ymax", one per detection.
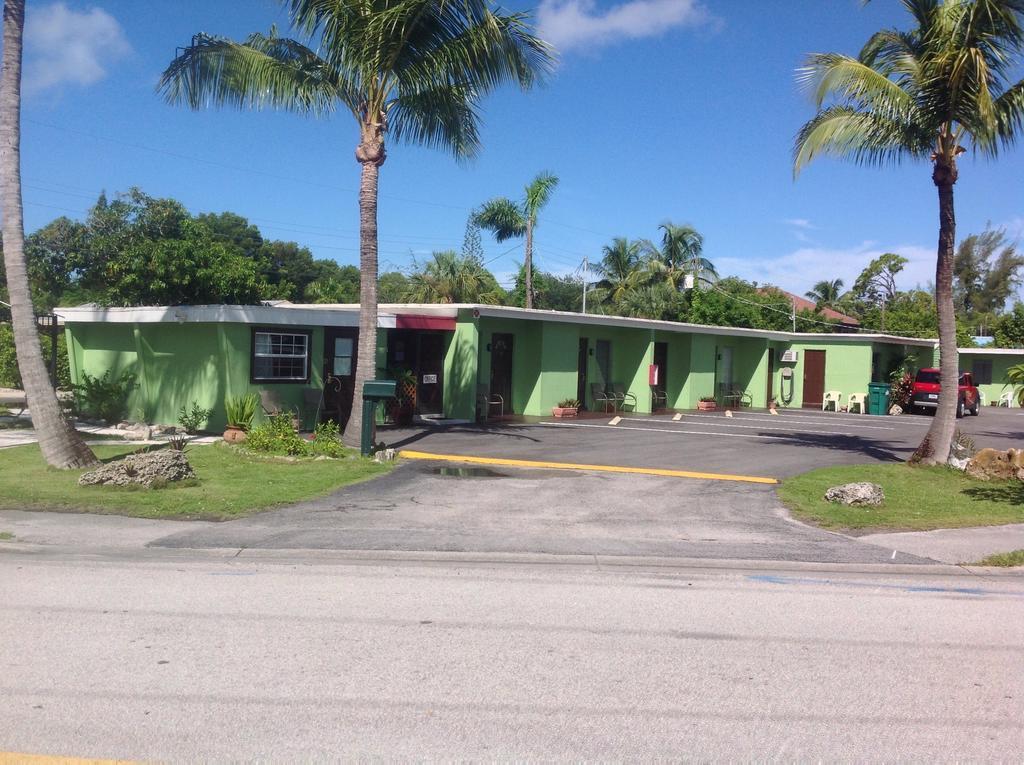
[
  {"xmin": 524, "ymin": 171, "xmax": 559, "ymax": 219},
  {"xmin": 794, "ymin": 105, "xmax": 931, "ymax": 175},
  {"xmin": 474, "ymin": 198, "xmax": 526, "ymax": 241},
  {"xmin": 389, "ymin": 84, "xmax": 481, "ymax": 158},
  {"xmin": 993, "ymin": 76, "xmax": 1024, "ymax": 142},
  {"xmin": 798, "ymin": 52, "xmax": 920, "ymax": 122},
  {"xmin": 157, "ymin": 31, "xmax": 347, "ymax": 115}
]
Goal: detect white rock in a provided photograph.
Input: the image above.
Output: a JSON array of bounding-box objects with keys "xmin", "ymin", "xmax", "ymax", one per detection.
[{"xmin": 824, "ymin": 482, "xmax": 884, "ymax": 506}]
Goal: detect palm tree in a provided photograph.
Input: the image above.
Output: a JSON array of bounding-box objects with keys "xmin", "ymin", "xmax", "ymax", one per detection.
[
  {"xmin": 805, "ymin": 278, "xmax": 844, "ymax": 308},
  {"xmin": 794, "ymin": 0, "xmax": 1024, "ymax": 466},
  {"xmin": 648, "ymin": 222, "xmax": 716, "ymax": 289},
  {"xmin": 594, "ymin": 237, "xmax": 645, "ymax": 305},
  {"xmin": 0, "ymin": 0, "xmax": 96, "ymax": 469},
  {"xmin": 404, "ymin": 250, "xmax": 503, "ymax": 304},
  {"xmin": 475, "ymin": 171, "xmax": 558, "ymax": 309},
  {"xmin": 159, "ymin": 1, "xmax": 553, "ymax": 447}
]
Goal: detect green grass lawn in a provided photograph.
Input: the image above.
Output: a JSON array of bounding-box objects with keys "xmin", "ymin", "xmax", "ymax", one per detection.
[
  {"xmin": 778, "ymin": 463, "xmax": 1024, "ymax": 533},
  {"xmin": 972, "ymin": 549, "xmax": 1024, "ymax": 567},
  {"xmin": 0, "ymin": 443, "xmax": 391, "ymax": 520}
]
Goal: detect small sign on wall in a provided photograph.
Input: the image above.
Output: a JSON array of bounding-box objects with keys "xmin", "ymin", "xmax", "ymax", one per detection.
[{"xmin": 422, "ymin": 374, "xmax": 438, "ymax": 384}]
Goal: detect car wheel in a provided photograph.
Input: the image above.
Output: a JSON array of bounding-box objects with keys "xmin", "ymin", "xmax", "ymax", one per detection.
[
  {"xmin": 972, "ymin": 400, "xmax": 980, "ymax": 416},
  {"xmin": 956, "ymin": 399, "xmax": 964, "ymax": 418}
]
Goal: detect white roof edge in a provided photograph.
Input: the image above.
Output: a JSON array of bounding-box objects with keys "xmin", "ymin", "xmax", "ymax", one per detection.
[
  {"xmin": 957, "ymin": 347, "xmax": 1024, "ymax": 354},
  {"xmin": 57, "ymin": 301, "xmax": 937, "ymax": 346}
]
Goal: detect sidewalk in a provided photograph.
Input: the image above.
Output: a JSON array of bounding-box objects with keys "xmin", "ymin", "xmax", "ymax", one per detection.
[{"xmin": 860, "ymin": 524, "xmax": 1024, "ymax": 565}]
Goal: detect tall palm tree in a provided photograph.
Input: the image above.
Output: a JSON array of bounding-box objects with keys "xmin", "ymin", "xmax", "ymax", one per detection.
[
  {"xmin": 0, "ymin": 0, "xmax": 96, "ymax": 469},
  {"xmin": 794, "ymin": 0, "xmax": 1024, "ymax": 466},
  {"xmin": 159, "ymin": 1, "xmax": 553, "ymax": 447},
  {"xmin": 805, "ymin": 278, "xmax": 844, "ymax": 308},
  {"xmin": 648, "ymin": 222, "xmax": 716, "ymax": 289},
  {"xmin": 594, "ymin": 237, "xmax": 645, "ymax": 304},
  {"xmin": 475, "ymin": 171, "xmax": 558, "ymax": 309}
]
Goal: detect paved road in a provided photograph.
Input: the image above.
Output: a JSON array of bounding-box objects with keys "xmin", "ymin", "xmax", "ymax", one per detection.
[
  {"xmin": 383, "ymin": 407, "xmax": 1024, "ymax": 478},
  {"xmin": 1, "ymin": 554, "xmax": 1022, "ymax": 760},
  {"xmin": 149, "ymin": 463, "xmax": 929, "ymax": 563}
]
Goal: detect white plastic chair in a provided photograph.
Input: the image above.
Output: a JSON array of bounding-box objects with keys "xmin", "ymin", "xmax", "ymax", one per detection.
[
  {"xmin": 999, "ymin": 390, "xmax": 1014, "ymax": 408},
  {"xmin": 847, "ymin": 392, "xmax": 866, "ymax": 414},
  {"xmin": 822, "ymin": 391, "xmax": 842, "ymax": 412},
  {"xmin": 978, "ymin": 389, "xmax": 986, "ymax": 407}
]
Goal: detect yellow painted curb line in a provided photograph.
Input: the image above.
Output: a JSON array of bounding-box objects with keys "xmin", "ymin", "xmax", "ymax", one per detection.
[{"xmin": 398, "ymin": 450, "xmax": 778, "ymax": 485}]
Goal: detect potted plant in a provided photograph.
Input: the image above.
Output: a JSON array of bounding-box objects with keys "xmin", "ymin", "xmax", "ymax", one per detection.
[
  {"xmin": 697, "ymin": 395, "xmax": 717, "ymax": 411},
  {"xmin": 223, "ymin": 393, "xmax": 258, "ymax": 443},
  {"xmin": 386, "ymin": 369, "xmax": 417, "ymax": 426},
  {"xmin": 552, "ymin": 398, "xmax": 580, "ymax": 418}
]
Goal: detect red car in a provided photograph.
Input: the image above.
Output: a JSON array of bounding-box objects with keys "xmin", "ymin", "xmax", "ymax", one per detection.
[{"xmin": 909, "ymin": 368, "xmax": 980, "ymax": 417}]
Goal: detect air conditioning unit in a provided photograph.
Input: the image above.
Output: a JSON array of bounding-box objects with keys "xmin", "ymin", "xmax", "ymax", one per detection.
[{"xmin": 780, "ymin": 350, "xmax": 799, "ymax": 363}]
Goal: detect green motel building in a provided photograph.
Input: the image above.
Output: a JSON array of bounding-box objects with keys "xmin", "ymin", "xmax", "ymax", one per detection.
[{"xmin": 60, "ymin": 301, "xmax": 1011, "ymax": 432}]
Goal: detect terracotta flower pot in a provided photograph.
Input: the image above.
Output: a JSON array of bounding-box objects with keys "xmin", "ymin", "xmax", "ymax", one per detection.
[
  {"xmin": 552, "ymin": 406, "xmax": 578, "ymax": 418},
  {"xmin": 223, "ymin": 425, "xmax": 247, "ymax": 443},
  {"xmin": 697, "ymin": 401, "xmax": 717, "ymax": 411}
]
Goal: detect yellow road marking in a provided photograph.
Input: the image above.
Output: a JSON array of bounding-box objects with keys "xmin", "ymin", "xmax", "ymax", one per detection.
[{"xmin": 398, "ymin": 450, "xmax": 778, "ymax": 485}]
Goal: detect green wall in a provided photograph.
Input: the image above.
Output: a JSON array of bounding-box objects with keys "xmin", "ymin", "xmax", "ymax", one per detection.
[
  {"xmin": 783, "ymin": 340, "xmax": 873, "ymax": 409},
  {"xmin": 444, "ymin": 316, "xmax": 479, "ymax": 420}
]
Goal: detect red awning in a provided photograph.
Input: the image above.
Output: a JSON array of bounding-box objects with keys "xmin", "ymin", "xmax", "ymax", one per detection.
[{"xmin": 395, "ymin": 314, "xmax": 456, "ymax": 331}]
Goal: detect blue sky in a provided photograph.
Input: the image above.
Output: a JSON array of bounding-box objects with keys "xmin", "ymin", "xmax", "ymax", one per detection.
[{"xmin": 18, "ymin": 0, "xmax": 1024, "ymax": 297}]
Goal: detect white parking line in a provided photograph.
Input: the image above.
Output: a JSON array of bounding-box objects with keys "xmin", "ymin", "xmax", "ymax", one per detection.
[
  {"xmin": 677, "ymin": 411, "xmax": 930, "ymax": 429},
  {"xmin": 643, "ymin": 417, "xmax": 898, "ymax": 435},
  {"xmin": 537, "ymin": 421, "xmax": 862, "ymax": 443}
]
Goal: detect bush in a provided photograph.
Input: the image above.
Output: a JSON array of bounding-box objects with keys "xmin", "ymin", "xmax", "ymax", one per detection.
[
  {"xmin": 0, "ymin": 324, "xmax": 70, "ymax": 389},
  {"xmin": 557, "ymin": 398, "xmax": 580, "ymax": 408},
  {"xmin": 890, "ymin": 371, "xmax": 914, "ymax": 408},
  {"xmin": 178, "ymin": 401, "xmax": 213, "ymax": 434},
  {"xmin": 310, "ymin": 420, "xmax": 346, "ymax": 458},
  {"xmin": 246, "ymin": 413, "xmax": 310, "ymax": 456},
  {"xmin": 73, "ymin": 370, "xmax": 137, "ymax": 424}
]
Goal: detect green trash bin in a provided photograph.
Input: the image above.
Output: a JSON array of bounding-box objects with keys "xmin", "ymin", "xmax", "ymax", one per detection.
[
  {"xmin": 361, "ymin": 380, "xmax": 397, "ymax": 456},
  {"xmin": 867, "ymin": 382, "xmax": 891, "ymax": 416}
]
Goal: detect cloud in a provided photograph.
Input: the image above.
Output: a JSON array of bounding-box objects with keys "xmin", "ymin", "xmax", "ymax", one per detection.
[
  {"xmin": 717, "ymin": 241, "xmax": 937, "ymax": 296},
  {"xmin": 538, "ymin": 0, "xmax": 713, "ymax": 54},
  {"xmin": 24, "ymin": 2, "xmax": 130, "ymax": 93},
  {"xmin": 783, "ymin": 218, "xmax": 815, "ymax": 230}
]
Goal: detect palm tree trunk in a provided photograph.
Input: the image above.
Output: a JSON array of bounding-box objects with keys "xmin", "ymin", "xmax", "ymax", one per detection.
[
  {"xmin": 911, "ymin": 159, "xmax": 959, "ymax": 465},
  {"xmin": 344, "ymin": 125, "xmax": 384, "ymax": 449},
  {"xmin": 0, "ymin": 0, "xmax": 96, "ymax": 469},
  {"xmin": 524, "ymin": 216, "xmax": 534, "ymax": 310}
]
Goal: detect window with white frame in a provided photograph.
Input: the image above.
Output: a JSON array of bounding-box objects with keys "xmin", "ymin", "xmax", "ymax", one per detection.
[{"xmin": 252, "ymin": 330, "xmax": 310, "ymax": 382}]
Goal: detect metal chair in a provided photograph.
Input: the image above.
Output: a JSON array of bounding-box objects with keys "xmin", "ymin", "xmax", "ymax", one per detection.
[
  {"xmin": 722, "ymin": 388, "xmax": 752, "ymax": 409},
  {"xmin": 477, "ymin": 385, "xmax": 504, "ymax": 421},
  {"xmin": 611, "ymin": 383, "xmax": 637, "ymax": 412},
  {"xmin": 302, "ymin": 388, "xmax": 339, "ymax": 428},
  {"xmin": 651, "ymin": 387, "xmax": 668, "ymax": 410},
  {"xmin": 590, "ymin": 382, "xmax": 615, "ymax": 413}
]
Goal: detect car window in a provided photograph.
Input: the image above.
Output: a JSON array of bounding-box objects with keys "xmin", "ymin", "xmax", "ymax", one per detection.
[{"xmin": 915, "ymin": 370, "xmax": 940, "ymax": 384}]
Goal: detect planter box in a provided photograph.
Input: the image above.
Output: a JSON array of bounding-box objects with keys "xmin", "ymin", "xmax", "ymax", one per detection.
[
  {"xmin": 697, "ymin": 401, "xmax": 717, "ymax": 411},
  {"xmin": 552, "ymin": 406, "xmax": 578, "ymax": 418}
]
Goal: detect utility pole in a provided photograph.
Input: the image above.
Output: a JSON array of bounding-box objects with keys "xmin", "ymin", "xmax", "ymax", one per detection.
[
  {"xmin": 581, "ymin": 256, "xmax": 588, "ymax": 314},
  {"xmin": 791, "ymin": 303, "xmax": 796, "ymax": 332}
]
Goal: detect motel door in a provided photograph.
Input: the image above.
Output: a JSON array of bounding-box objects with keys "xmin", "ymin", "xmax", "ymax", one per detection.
[
  {"xmin": 653, "ymin": 342, "xmax": 668, "ymax": 403},
  {"xmin": 324, "ymin": 328, "xmax": 358, "ymax": 429},
  {"xmin": 802, "ymin": 350, "xmax": 826, "ymax": 409},
  {"xmin": 417, "ymin": 333, "xmax": 445, "ymax": 416},
  {"xmin": 490, "ymin": 333, "xmax": 514, "ymax": 413},
  {"xmin": 715, "ymin": 347, "xmax": 734, "ymax": 402},
  {"xmin": 576, "ymin": 337, "xmax": 588, "ymax": 406},
  {"xmin": 766, "ymin": 348, "xmax": 775, "ymax": 405}
]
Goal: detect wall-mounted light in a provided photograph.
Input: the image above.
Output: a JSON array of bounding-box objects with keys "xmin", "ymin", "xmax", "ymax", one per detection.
[
  {"xmin": 588, "ymin": 348, "xmax": 594, "ymax": 356},
  {"xmin": 486, "ymin": 342, "xmax": 491, "ymax": 352}
]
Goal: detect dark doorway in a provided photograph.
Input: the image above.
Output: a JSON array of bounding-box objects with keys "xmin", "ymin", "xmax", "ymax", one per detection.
[
  {"xmin": 766, "ymin": 347, "xmax": 775, "ymax": 405},
  {"xmin": 802, "ymin": 349, "xmax": 826, "ymax": 409},
  {"xmin": 323, "ymin": 328, "xmax": 358, "ymax": 429},
  {"xmin": 416, "ymin": 333, "xmax": 445, "ymax": 415},
  {"xmin": 490, "ymin": 333, "xmax": 514, "ymax": 412},
  {"xmin": 576, "ymin": 337, "xmax": 588, "ymax": 406},
  {"xmin": 595, "ymin": 339, "xmax": 611, "ymax": 389},
  {"xmin": 653, "ymin": 341, "xmax": 668, "ymax": 408}
]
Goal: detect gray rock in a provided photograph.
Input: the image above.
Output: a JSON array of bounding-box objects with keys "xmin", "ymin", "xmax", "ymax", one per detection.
[
  {"xmin": 79, "ymin": 450, "xmax": 197, "ymax": 488},
  {"xmin": 824, "ymin": 482, "xmax": 884, "ymax": 506},
  {"xmin": 888, "ymin": 404, "xmax": 904, "ymax": 416}
]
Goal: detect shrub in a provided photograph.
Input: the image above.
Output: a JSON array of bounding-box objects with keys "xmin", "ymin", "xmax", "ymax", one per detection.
[
  {"xmin": 699, "ymin": 395, "xmax": 717, "ymax": 403},
  {"xmin": 0, "ymin": 324, "xmax": 70, "ymax": 389},
  {"xmin": 890, "ymin": 371, "xmax": 914, "ymax": 408},
  {"xmin": 178, "ymin": 401, "xmax": 213, "ymax": 434},
  {"xmin": 73, "ymin": 370, "xmax": 137, "ymax": 424},
  {"xmin": 167, "ymin": 433, "xmax": 190, "ymax": 452},
  {"xmin": 557, "ymin": 398, "xmax": 580, "ymax": 409},
  {"xmin": 310, "ymin": 420, "xmax": 346, "ymax": 458},
  {"xmin": 246, "ymin": 413, "xmax": 310, "ymax": 456},
  {"xmin": 224, "ymin": 393, "xmax": 259, "ymax": 430}
]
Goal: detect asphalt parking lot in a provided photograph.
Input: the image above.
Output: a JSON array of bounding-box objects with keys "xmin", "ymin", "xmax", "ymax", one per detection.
[{"xmin": 149, "ymin": 407, "xmax": 1024, "ymax": 564}]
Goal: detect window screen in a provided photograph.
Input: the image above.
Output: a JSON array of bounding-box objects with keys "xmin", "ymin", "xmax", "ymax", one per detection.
[{"xmin": 971, "ymin": 359, "xmax": 993, "ymax": 385}]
